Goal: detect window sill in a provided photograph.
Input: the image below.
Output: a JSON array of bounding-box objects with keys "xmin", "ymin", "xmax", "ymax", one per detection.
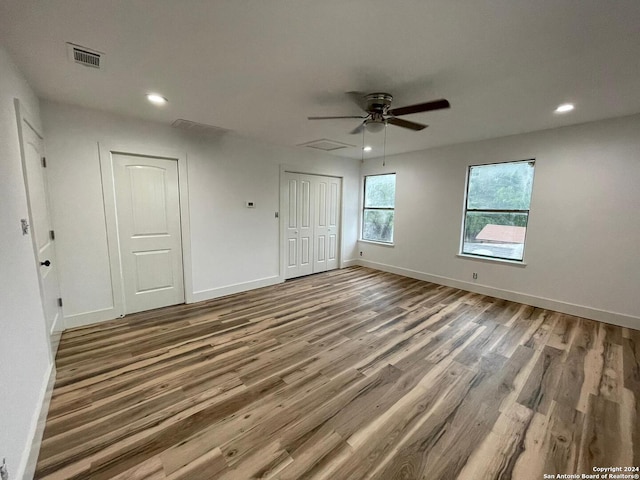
[
  {"xmin": 456, "ymin": 253, "xmax": 527, "ymax": 267},
  {"xmin": 359, "ymin": 239, "xmax": 395, "ymax": 247}
]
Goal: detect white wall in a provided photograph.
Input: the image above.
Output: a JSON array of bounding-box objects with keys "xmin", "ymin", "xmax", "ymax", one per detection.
[
  {"xmin": 0, "ymin": 46, "xmax": 53, "ymax": 479},
  {"xmin": 360, "ymin": 114, "xmax": 640, "ymax": 327},
  {"xmin": 41, "ymin": 101, "xmax": 360, "ymax": 326}
]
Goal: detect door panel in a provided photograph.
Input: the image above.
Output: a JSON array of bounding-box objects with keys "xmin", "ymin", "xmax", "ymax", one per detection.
[
  {"xmin": 134, "ymin": 250, "xmax": 173, "ymax": 292},
  {"xmin": 314, "ymin": 179, "xmax": 328, "ymax": 272},
  {"xmin": 284, "ymin": 173, "xmax": 314, "ymax": 279},
  {"xmin": 287, "ymin": 238, "xmax": 297, "ymax": 267},
  {"xmin": 19, "ymin": 113, "xmax": 62, "ymax": 341},
  {"xmin": 299, "ymin": 179, "xmax": 313, "ymax": 273},
  {"xmin": 326, "ymin": 178, "xmax": 341, "ymax": 270},
  {"xmin": 128, "ymin": 166, "xmax": 169, "ymax": 235},
  {"xmin": 113, "ymin": 155, "xmax": 184, "ymax": 314},
  {"xmin": 313, "ymin": 176, "xmax": 341, "ymax": 272},
  {"xmin": 288, "ymin": 179, "xmax": 297, "ymax": 229},
  {"xmin": 285, "ymin": 176, "xmax": 299, "ymax": 278}
]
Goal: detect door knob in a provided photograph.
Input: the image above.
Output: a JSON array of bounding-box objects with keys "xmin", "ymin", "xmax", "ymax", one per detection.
[{"xmin": 40, "ymin": 260, "xmax": 51, "ymax": 267}]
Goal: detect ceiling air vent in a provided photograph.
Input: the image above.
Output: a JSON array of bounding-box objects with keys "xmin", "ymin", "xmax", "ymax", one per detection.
[
  {"xmin": 298, "ymin": 139, "xmax": 355, "ymax": 152},
  {"xmin": 171, "ymin": 119, "xmax": 230, "ymax": 136},
  {"xmin": 66, "ymin": 43, "xmax": 103, "ymax": 69}
]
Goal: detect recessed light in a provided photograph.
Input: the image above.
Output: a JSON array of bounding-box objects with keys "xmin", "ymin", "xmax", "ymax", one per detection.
[
  {"xmin": 363, "ymin": 146, "xmax": 372, "ymax": 152},
  {"xmin": 554, "ymin": 103, "xmax": 574, "ymax": 113},
  {"xmin": 146, "ymin": 93, "xmax": 168, "ymax": 105}
]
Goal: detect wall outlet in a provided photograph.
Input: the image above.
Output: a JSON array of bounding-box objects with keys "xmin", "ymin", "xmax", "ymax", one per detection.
[
  {"xmin": 359, "ymin": 251, "xmax": 363, "ymax": 256},
  {"xmin": 472, "ymin": 272, "xmax": 478, "ymax": 280}
]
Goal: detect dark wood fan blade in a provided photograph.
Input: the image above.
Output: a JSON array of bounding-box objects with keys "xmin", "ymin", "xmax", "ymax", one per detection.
[
  {"xmin": 350, "ymin": 121, "xmax": 366, "ymax": 134},
  {"xmin": 308, "ymin": 115, "xmax": 367, "ymax": 120},
  {"xmin": 387, "ymin": 117, "xmax": 428, "ymax": 131},
  {"xmin": 388, "ymin": 98, "xmax": 450, "ymax": 116}
]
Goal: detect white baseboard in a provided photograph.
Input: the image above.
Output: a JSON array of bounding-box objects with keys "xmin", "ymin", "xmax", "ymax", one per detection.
[
  {"xmin": 18, "ymin": 362, "xmax": 56, "ymax": 480},
  {"xmin": 357, "ymin": 259, "xmax": 640, "ymax": 330},
  {"xmin": 49, "ymin": 310, "xmax": 63, "ymax": 334},
  {"xmin": 191, "ymin": 275, "xmax": 282, "ymax": 303},
  {"xmin": 64, "ymin": 306, "xmax": 117, "ymax": 329},
  {"xmin": 341, "ymin": 258, "xmax": 360, "ymax": 268}
]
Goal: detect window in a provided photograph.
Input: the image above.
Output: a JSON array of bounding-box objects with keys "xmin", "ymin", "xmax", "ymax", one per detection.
[
  {"xmin": 461, "ymin": 160, "xmax": 535, "ymax": 261},
  {"xmin": 362, "ymin": 173, "xmax": 396, "ymax": 243}
]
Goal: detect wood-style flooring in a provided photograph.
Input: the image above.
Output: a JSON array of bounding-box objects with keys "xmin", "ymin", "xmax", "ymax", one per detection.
[{"xmin": 35, "ymin": 266, "xmax": 640, "ymax": 479}]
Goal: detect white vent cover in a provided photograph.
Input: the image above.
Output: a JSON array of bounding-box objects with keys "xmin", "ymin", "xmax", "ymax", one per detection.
[
  {"xmin": 298, "ymin": 139, "xmax": 355, "ymax": 151},
  {"xmin": 171, "ymin": 119, "xmax": 230, "ymax": 136},
  {"xmin": 66, "ymin": 43, "xmax": 104, "ymax": 69}
]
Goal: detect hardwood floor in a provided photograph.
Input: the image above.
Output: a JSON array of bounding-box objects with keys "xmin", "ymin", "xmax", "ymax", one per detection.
[{"xmin": 35, "ymin": 266, "xmax": 640, "ymax": 479}]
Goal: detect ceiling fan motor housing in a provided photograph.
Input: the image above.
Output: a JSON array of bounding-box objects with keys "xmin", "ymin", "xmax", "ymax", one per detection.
[{"xmin": 365, "ymin": 93, "xmax": 393, "ymax": 114}]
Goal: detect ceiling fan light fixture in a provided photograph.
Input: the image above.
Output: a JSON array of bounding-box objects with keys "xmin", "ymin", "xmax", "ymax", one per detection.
[{"xmin": 365, "ymin": 120, "xmax": 386, "ymax": 133}]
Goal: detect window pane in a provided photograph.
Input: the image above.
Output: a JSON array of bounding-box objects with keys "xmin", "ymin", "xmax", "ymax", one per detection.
[
  {"xmin": 363, "ymin": 209, "xmax": 394, "ymax": 243},
  {"xmin": 364, "ymin": 174, "xmax": 396, "ymax": 208},
  {"xmin": 462, "ymin": 212, "xmax": 529, "ymax": 261},
  {"xmin": 467, "ymin": 161, "xmax": 534, "ymax": 210}
]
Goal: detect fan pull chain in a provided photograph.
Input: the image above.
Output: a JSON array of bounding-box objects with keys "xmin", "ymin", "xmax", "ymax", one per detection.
[
  {"xmin": 361, "ymin": 126, "xmax": 365, "ymax": 163},
  {"xmin": 383, "ymin": 122, "xmax": 387, "ymax": 167}
]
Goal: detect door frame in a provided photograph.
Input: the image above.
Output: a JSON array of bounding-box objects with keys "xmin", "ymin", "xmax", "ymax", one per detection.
[
  {"xmin": 99, "ymin": 143, "xmax": 192, "ymax": 317},
  {"xmin": 279, "ymin": 164, "xmax": 345, "ymax": 281}
]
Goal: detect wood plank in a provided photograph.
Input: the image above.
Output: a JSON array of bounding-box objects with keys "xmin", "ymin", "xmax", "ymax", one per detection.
[{"xmin": 33, "ymin": 266, "xmax": 640, "ymax": 480}]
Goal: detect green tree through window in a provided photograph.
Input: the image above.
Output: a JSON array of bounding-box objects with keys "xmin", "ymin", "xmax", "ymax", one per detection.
[{"xmin": 363, "ymin": 174, "xmax": 396, "ymax": 243}]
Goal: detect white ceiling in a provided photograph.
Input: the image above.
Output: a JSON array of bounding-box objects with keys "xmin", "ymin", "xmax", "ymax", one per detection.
[{"xmin": 2, "ymin": 0, "xmax": 640, "ymax": 159}]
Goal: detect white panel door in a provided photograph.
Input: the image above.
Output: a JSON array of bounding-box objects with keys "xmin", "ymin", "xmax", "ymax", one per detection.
[
  {"xmin": 284, "ymin": 173, "xmax": 314, "ymax": 279},
  {"xmin": 313, "ymin": 175, "xmax": 342, "ymax": 272},
  {"xmin": 18, "ymin": 111, "xmax": 63, "ymax": 339},
  {"xmin": 313, "ymin": 177, "xmax": 329, "ymax": 272},
  {"xmin": 113, "ymin": 154, "xmax": 184, "ymax": 314},
  {"xmin": 284, "ymin": 172, "xmax": 341, "ymax": 279},
  {"xmin": 325, "ymin": 176, "xmax": 342, "ymax": 271}
]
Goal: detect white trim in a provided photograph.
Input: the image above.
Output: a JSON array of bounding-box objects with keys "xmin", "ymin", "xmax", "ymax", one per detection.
[
  {"xmin": 64, "ymin": 307, "xmax": 117, "ymax": 329},
  {"xmin": 360, "ymin": 171, "xmax": 397, "ymax": 252},
  {"xmin": 342, "ymin": 259, "xmax": 360, "ymax": 268},
  {"xmin": 98, "ymin": 143, "xmax": 192, "ymax": 317},
  {"xmin": 18, "ymin": 363, "xmax": 55, "ymax": 480},
  {"xmin": 456, "ymin": 253, "xmax": 527, "ymax": 267},
  {"xmin": 50, "ymin": 310, "xmax": 63, "ymax": 334},
  {"xmin": 357, "ymin": 259, "xmax": 640, "ymax": 330},
  {"xmin": 359, "ymin": 239, "xmax": 395, "ymax": 247},
  {"xmin": 191, "ymin": 275, "xmax": 281, "ymax": 303}
]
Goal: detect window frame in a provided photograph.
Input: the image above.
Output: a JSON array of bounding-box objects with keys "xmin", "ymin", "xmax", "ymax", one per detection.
[
  {"xmin": 460, "ymin": 159, "xmax": 535, "ymax": 262},
  {"xmin": 362, "ymin": 173, "xmax": 396, "ymax": 245}
]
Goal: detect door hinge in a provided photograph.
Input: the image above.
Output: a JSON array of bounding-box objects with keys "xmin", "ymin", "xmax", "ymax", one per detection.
[
  {"xmin": 49, "ymin": 230, "xmax": 55, "ymax": 240},
  {"xmin": 41, "ymin": 156, "xmax": 47, "ymax": 168},
  {"xmin": 57, "ymin": 298, "xmax": 63, "ymax": 307}
]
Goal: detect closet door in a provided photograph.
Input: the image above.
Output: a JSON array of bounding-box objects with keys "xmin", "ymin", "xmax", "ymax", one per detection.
[
  {"xmin": 325, "ymin": 176, "xmax": 342, "ymax": 271},
  {"xmin": 284, "ymin": 173, "xmax": 314, "ymax": 279},
  {"xmin": 313, "ymin": 176, "xmax": 342, "ymax": 272}
]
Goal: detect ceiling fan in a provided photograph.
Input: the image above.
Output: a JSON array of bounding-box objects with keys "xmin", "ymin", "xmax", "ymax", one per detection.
[{"xmin": 308, "ymin": 92, "xmax": 450, "ymax": 134}]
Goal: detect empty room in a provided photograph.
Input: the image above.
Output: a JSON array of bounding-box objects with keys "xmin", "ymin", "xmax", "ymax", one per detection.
[{"xmin": 1, "ymin": 1, "xmax": 640, "ymax": 479}]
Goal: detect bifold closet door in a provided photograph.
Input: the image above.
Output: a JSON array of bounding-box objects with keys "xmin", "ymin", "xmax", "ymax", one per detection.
[
  {"xmin": 284, "ymin": 173, "xmax": 341, "ymax": 280},
  {"xmin": 313, "ymin": 176, "xmax": 341, "ymax": 273},
  {"xmin": 284, "ymin": 173, "xmax": 314, "ymax": 279}
]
